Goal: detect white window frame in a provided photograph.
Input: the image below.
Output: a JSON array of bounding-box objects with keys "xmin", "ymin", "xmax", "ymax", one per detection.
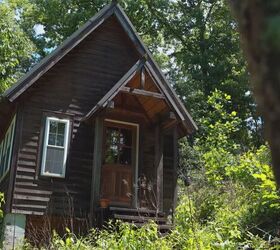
[
  {"xmin": 0, "ymin": 115, "xmax": 16, "ymax": 182},
  {"xmin": 6, "ymin": 119, "xmax": 15, "ymax": 173},
  {"xmin": 41, "ymin": 117, "xmax": 70, "ymax": 178}
]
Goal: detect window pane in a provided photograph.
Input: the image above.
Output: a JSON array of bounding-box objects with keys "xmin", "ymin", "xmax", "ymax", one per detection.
[
  {"xmin": 4, "ymin": 145, "xmax": 10, "ymax": 172},
  {"xmin": 1, "ymin": 136, "xmax": 7, "ymax": 175},
  {"xmin": 49, "ymin": 120, "xmax": 57, "ymax": 133},
  {"xmin": 105, "ymin": 127, "xmax": 120, "ymax": 164},
  {"xmin": 105, "ymin": 145, "xmax": 119, "ymax": 164},
  {"xmin": 48, "ymin": 120, "xmax": 65, "ymax": 147},
  {"xmin": 48, "ymin": 133, "xmax": 56, "ymax": 145},
  {"xmin": 56, "ymin": 135, "xmax": 64, "ymax": 147},
  {"xmin": 45, "ymin": 147, "xmax": 64, "ymax": 175},
  {"xmin": 57, "ymin": 122, "xmax": 66, "ymax": 135},
  {"xmin": 120, "ymin": 129, "xmax": 132, "ymax": 146},
  {"xmin": 106, "ymin": 127, "xmax": 119, "ymax": 145},
  {"xmin": 119, "ymin": 147, "xmax": 131, "ymax": 165},
  {"xmin": 104, "ymin": 125, "xmax": 134, "ymax": 165}
]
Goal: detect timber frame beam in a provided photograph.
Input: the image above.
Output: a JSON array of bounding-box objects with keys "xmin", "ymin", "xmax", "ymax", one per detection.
[{"xmin": 120, "ymin": 87, "xmax": 165, "ymax": 99}]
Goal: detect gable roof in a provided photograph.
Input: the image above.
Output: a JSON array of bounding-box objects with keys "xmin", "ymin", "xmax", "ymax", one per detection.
[
  {"xmin": 82, "ymin": 59, "xmax": 145, "ymax": 121},
  {"xmin": 1, "ymin": 2, "xmax": 197, "ymax": 133},
  {"xmin": 82, "ymin": 58, "xmax": 195, "ymax": 133}
]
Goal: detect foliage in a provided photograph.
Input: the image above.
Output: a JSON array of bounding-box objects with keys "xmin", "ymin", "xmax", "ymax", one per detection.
[
  {"xmin": 22, "ymin": 222, "xmax": 171, "ymax": 250},
  {"xmin": 19, "ymin": 91, "xmax": 279, "ymax": 249},
  {"xmin": 175, "ymin": 148, "xmax": 280, "ymax": 249},
  {"xmin": 173, "ymin": 183, "xmax": 274, "ymax": 249},
  {"xmin": 10, "ymin": 0, "xmax": 261, "ymax": 147},
  {"xmin": 0, "ymin": 0, "xmax": 35, "ymax": 93},
  {"xmin": 0, "ymin": 193, "xmax": 4, "ymax": 220},
  {"xmin": 1, "ymin": 1, "xmax": 279, "ymax": 249},
  {"xmin": 198, "ymin": 89, "xmax": 241, "ymax": 152},
  {"xmin": 176, "ymin": 90, "xmax": 280, "ymax": 249}
]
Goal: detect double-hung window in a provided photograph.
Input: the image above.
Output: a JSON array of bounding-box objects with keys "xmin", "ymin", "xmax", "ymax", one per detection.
[{"xmin": 41, "ymin": 117, "xmax": 70, "ymax": 178}]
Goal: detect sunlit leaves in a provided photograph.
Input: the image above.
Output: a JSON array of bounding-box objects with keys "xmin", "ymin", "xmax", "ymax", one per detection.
[{"xmin": 0, "ymin": 0, "xmax": 35, "ymax": 93}]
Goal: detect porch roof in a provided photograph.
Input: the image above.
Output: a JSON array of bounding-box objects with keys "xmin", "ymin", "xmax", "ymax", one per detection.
[{"xmin": 82, "ymin": 58, "xmax": 197, "ymax": 135}]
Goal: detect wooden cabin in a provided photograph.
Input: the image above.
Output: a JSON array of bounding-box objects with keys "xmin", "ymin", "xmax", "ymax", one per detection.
[{"xmin": 0, "ymin": 2, "xmax": 197, "ymax": 247}]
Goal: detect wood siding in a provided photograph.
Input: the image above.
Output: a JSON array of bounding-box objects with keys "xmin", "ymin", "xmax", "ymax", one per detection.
[
  {"xmin": 140, "ymin": 127, "xmax": 175, "ymax": 213},
  {"xmin": 10, "ymin": 16, "xmax": 139, "ymax": 216}
]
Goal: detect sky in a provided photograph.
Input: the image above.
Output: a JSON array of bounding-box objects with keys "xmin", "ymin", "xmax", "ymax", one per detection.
[{"xmin": 33, "ymin": 24, "xmax": 45, "ymax": 36}]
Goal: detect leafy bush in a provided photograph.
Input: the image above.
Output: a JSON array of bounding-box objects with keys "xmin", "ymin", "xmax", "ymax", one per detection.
[
  {"xmin": 176, "ymin": 90, "xmax": 280, "ymax": 249},
  {"xmin": 22, "ymin": 222, "xmax": 171, "ymax": 250},
  {"xmin": 20, "ymin": 90, "xmax": 280, "ymax": 249}
]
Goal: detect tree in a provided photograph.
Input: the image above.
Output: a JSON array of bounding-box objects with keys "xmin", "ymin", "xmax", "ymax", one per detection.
[
  {"xmin": 139, "ymin": 0, "xmax": 259, "ymax": 147},
  {"xmin": 229, "ymin": 0, "xmax": 280, "ymax": 186},
  {"xmin": 17, "ymin": 0, "xmax": 260, "ymax": 148},
  {"xmin": 0, "ymin": 0, "xmax": 35, "ymax": 93}
]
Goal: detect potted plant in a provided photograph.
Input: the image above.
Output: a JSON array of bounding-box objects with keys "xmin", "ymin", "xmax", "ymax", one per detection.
[{"xmin": 99, "ymin": 198, "xmax": 110, "ymax": 208}]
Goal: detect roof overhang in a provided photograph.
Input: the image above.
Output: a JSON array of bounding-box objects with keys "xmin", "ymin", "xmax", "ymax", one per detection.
[
  {"xmin": 81, "ymin": 58, "xmax": 197, "ymax": 135},
  {"xmin": 1, "ymin": 2, "xmax": 197, "ymax": 135}
]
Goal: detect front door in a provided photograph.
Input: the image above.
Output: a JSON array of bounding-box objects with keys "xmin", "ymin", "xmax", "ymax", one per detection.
[{"xmin": 101, "ymin": 119, "xmax": 138, "ymax": 206}]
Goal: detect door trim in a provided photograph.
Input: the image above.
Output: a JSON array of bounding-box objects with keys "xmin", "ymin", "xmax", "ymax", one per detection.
[{"xmin": 104, "ymin": 119, "xmax": 139, "ymax": 208}]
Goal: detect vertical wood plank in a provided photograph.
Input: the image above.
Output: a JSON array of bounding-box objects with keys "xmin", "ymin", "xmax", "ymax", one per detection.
[
  {"xmin": 155, "ymin": 124, "xmax": 163, "ymax": 212},
  {"xmin": 172, "ymin": 126, "xmax": 179, "ymax": 215},
  {"xmin": 90, "ymin": 117, "xmax": 103, "ymax": 224}
]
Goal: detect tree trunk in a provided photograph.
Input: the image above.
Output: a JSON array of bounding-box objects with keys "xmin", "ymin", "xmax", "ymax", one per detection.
[{"xmin": 229, "ymin": 0, "xmax": 280, "ymax": 187}]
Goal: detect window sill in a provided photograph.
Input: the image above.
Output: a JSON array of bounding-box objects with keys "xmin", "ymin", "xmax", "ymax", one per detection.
[{"xmin": 40, "ymin": 173, "xmax": 65, "ymax": 178}]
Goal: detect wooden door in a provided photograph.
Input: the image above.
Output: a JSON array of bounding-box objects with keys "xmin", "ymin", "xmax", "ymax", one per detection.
[{"xmin": 101, "ymin": 120, "xmax": 137, "ymax": 206}]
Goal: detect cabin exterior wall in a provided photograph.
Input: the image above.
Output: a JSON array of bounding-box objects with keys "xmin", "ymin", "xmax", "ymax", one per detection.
[{"xmin": 7, "ymin": 16, "xmax": 138, "ymax": 217}]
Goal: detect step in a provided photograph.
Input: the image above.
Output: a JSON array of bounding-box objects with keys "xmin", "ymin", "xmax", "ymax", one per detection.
[
  {"xmin": 114, "ymin": 214, "xmax": 167, "ymax": 223},
  {"xmin": 109, "ymin": 206, "xmax": 165, "ymax": 216}
]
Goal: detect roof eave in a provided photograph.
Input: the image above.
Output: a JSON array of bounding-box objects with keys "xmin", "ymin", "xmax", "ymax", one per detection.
[{"xmin": 2, "ymin": 2, "xmax": 197, "ymax": 133}]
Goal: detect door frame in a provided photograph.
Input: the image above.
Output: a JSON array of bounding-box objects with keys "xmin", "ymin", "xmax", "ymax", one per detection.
[{"xmin": 103, "ymin": 118, "xmax": 139, "ymax": 208}]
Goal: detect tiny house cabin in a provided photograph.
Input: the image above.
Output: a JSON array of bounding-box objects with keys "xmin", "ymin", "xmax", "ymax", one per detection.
[{"xmin": 0, "ymin": 2, "xmax": 197, "ymax": 247}]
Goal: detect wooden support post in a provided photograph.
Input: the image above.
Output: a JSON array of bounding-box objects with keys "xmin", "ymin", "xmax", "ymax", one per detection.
[
  {"xmin": 140, "ymin": 66, "xmax": 145, "ymax": 89},
  {"xmin": 90, "ymin": 117, "xmax": 103, "ymax": 225},
  {"xmin": 155, "ymin": 124, "xmax": 163, "ymax": 212},
  {"xmin": 172, "ymin": 126, "xmax": 179, "ymax": 216}
]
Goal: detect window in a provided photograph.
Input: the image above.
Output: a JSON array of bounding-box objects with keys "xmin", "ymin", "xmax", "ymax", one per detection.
[
  {"xmin": 104, "ymin": 124, "xmax": 133, "ymax": 166},
  {"xmin": 41, "ymin": 117, "xmax": 70, "ymax": 177},
  {"xmin": 0, "ymin": 115, "xmax": 16, "ymax": 180}
]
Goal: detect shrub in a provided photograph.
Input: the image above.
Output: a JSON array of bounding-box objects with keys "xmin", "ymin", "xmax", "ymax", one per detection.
[{"xmin": 17, "ymin": 90, "xmax": 280, "ymax": 249}]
